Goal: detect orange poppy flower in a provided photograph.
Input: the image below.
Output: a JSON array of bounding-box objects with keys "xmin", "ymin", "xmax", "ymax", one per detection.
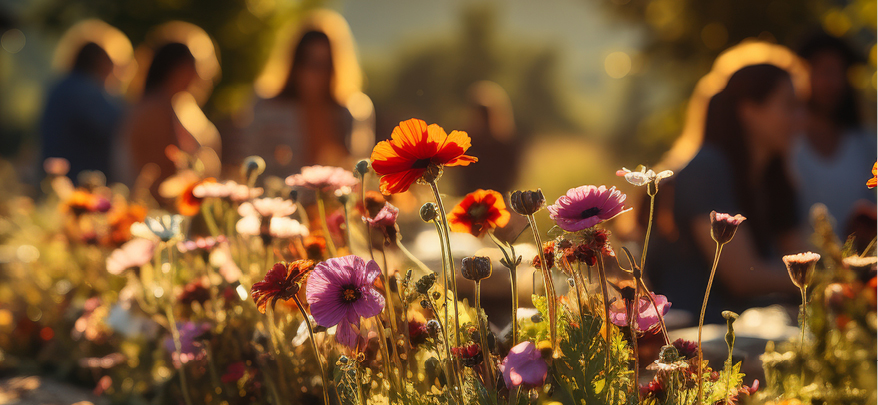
[
  {"xmin": 370, "ymin": 118, "xmax": 478, "ymax": 194},
  {"xmin": 448, "ymin": 189, "xmax": 511, "ymax": 237},
  {"xmin": 176, "ymin": 178, "xmax": 215, "ymax": 216},
  {"xmin": 867, "ymin": 162, "xmax": 877, "ymax": 189}
]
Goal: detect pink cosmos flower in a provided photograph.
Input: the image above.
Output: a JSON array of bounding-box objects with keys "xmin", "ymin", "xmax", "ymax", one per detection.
[
  {"xmin": 306, "ymin": 255, "xmax": 385, "ymax": 348},
  {"xmin": 240, "ymin": 197, "xmax": 297, "ymax": 218},
  {"xmin": 609, "ymin": 293, "xmax": 671, "ymax": 332},
  {"xmin": 547, "ymin": 185, "xmax": 632, "ymax": 232},
  {"xmin": 193, "ymin": 180, "xmax": 263, "ymax": 201},
  {"xmin": 286, "ymin": 165, "xmax": 359, "ymax": 193},
  {"xmin": 106, "ymin": 238, "xmax": 156, "ymax": 275},
  {"xmin": 499, "ymin": 341, "xmax": 548, "ymax": 389}
]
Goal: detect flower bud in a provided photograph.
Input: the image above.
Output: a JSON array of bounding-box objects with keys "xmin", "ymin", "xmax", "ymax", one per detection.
[
  {"xmin": 355, "ymin": 160, "xmax": 371, "ymax": 176},
  {"xmin": 425, "ymin": 319, "xmax": 441, "ymax": 338},
  {"xmin": 241, "ymin": 156, "xmax": 266, "ymax": 179},
  {"xmin": 419, "ymin": 202, "xmax": 439, "ymax": 222},
  {"xmin": 782, "ymin": 252, "xmax": 821, "ymax": 289},
  {"xmin": 709, "ymin": 211, "xmax": 746, "ymax": 245},
  {"xmin": 415, "ymin": 273, "xmax": 437, "ymax": 296},
  {"xmin": 510, "ymin": 189, "xmax": 546, "ymax": 216},
  {"xmin": 461, "ymin": 256, "xmax": 493, "ymax": 282},
  {"xmin": 722, "ymin": 310, "xmax": 738, "ymax": 350}
]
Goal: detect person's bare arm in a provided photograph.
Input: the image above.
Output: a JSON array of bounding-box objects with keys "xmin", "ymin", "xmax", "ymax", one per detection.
[{"xmin": 691, "ymin": 217, "xmax": 799, "ymax": 298}]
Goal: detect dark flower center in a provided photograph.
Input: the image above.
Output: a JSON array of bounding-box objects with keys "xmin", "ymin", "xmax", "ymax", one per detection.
[
  {"xmin": 342, "ymin": 285, "xmax": 361, "ymax": 302},
  {"xmin": 467, "ymin": 203, "xmax": 489, "ymax": 221},
  {"xmin": 580, "ymin": 207, "xmax": 602, "ymax": 219},
  {"xmin": 412, "ymin": 158, "xmax": 432, "ymax": 169}
]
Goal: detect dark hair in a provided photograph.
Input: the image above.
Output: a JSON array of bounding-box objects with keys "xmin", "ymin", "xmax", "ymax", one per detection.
[
  {"xmin": 144, "ymin": 42, "xmax": 195, "ymax": 94},
  {"xmin": 797, "ymin": 32, "xmax": 862, "ymax": 129},
  {"xmin": 278, "ymin": 30, "xmax": 333, "ymax": 100},
  {"xmin": 72, "ymin": 42, "xmax": 111, "ymax": 74},
  {"xmin": 704, "ymin": 64, "xmax": 798, "ymax": 254}
]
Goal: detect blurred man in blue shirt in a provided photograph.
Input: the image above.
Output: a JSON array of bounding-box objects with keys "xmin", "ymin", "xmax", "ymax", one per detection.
[{"xmin": 41, "ymin": 42, "xmax": 124, "ymax": 183}]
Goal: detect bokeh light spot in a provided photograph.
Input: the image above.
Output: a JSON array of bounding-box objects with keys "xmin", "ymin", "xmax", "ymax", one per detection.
[
  {"xmin": 1, "ymin": 29, "xmax": 25, "ymax": 54},
  {"xmin": 605, "ymin": 52, "xmax": 632, "ymax": 79}
]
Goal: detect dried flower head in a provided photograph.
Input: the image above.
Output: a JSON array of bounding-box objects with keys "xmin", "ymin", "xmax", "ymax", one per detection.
[
  {"xmin": 509, "ymin": 189, "xmax": 546, "ymax": 216},
  {"xmin": 782, "ymin": 252, "xmax": 821, "ymax": 289},
  {"xmin": 547, "ymin": 185, "xmax": 631, "ymax": 232},
  {"xmin": 709, "ymin": 211, "xmax": 746, "ymax": 245},
  {"xmin": 370, "ymin": 118, "xmax": 478, "ymax": 194},
  {"xmin": 419, "ymin": 202, "xmax": 439, "ymax": 222},
  {"xmin": 251, "ymin": 260, "xmax": 316, "ymax": 314},
  {"xmin": 448, "ymin": 189, "xmax": 510, "ymax": 237},
  {"xmin": 461, "ymin": 256, "xmax": 493, "ymax": 282}
]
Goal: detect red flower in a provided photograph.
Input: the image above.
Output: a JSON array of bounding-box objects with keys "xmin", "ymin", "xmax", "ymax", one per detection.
[
  {"xmin": 370, "ymin": 118, "xmax": 477, "ymax": 194},
  {"xmin": 250, "ymin": 260, "xmax": 315, "ymax": 314},
  {"xmin": 177, "ymin": 178, "xmax": 215, "ymax": 216},
  {"xmin": 448, "ymin": 189, "xmax": 510, "ymax": 237}
]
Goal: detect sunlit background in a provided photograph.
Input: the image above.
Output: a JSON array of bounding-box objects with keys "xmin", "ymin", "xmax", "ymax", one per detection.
[{"xmin": 1, "ymin": 0, "xmax": 875, "ymax": 193}]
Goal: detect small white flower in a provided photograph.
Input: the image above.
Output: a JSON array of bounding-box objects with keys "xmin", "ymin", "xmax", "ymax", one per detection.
[
  {"xmin": 616, "ymin": 166, "xmax": 674, "ymax": 187},
  {"xmin": 242, "ymin": 197, "xmax": 296, "ymax": 218},
  {"xmin": 235, "ymin": 215, "xmax": 261, "ymax": 236},
  {"xmin": 269, "ymin": 217, "xmax": 309, "ymax": 239},
  {"xmin": 144, "ymin": 215, "xmax": 183, "ymax": 241}
]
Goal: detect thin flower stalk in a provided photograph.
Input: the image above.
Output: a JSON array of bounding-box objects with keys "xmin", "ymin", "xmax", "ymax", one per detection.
[
  {"xmin": 697, "ymin": 242, "xmax": 724, "ymax": 405},
  {"xmin": 629, "ymin": 282, "xmax": 640, "ymax": 403},
  {"xmin": 161, "ymin": 244, "xmax": 194, "ymax": 405},
  {"xmin": 799, "ymin": 287, "xmax": 807, "ymax": 385},
  {"xmin": 291, "ymin": 294, "xmax": 335, "ymax": 405},
  {"xmin": 525, "ymin": 214, "xmax": 558, "ymax": 355},
  {"xmin": 372, "ymin": 315, "xmax": 399, "ymax": 398},
  {"xmin": 359, "ymin": 171, "xmax": 377, "ymax": 263},
  {"xmin": 596, "ymin": 254, "xmax": 612, "ymax": 370},
  {"xmin": 316, "ymin": 191, "xmax": 338, "ymax": 257},
  {"xmin": 488, "ymin": 231, "xmax": 520, "ymax": 345},
  {"xmin": 474, "ymin": 279, "xmax": 496, "ymax": 391}
]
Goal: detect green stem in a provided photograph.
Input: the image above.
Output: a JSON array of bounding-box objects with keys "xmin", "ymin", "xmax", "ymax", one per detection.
[
  {"xmin": 697, "ymin": 242, "xmax": 724, "ymax": 405},
  {"xmin": 165, "ymin": 307, "xmax": 195, "ymax": 405},
  {"xmin": 596, "ymin": 255, "xmax": 612, "ymax": 372},
  {"xmin": 316, "ymin": 191, "xmax": 338, "ymax": 257},
  {"xmin": 510, "ymin": 267, "xmax": 520, "ymax": 346},
  {"xmin": 526, "ymin": 214, "xmax": 557, "ymax": 356},
  {"xmin": 201, "ymin": 200, "xmax": 221, "ymax": 237},
  {"xmin": 431, "ymin": 219, "xmax": 461, "ymax": 402},
  {"xmin": 372, "ymin": 315, "xmax": 398, "ymax": 400},
  {"xmin": 292, "ymin": 295, "xmax": 334, "ymax": 405},
  {"xmin": 396, "ymin": 238, "xmax": 431, "ymax": 275},
  {"xmin": 800, "ymin": 286, "xmax": 807, "ymax": 386},
  {"xmin": 630, "ymin": 280, "xmax": 640, "ymax": 403},
  {"xmin": 475, "ymin": 280, "xmax": 496, "ymax": 391},
  {"xmin": 640, "ymin": 192, "xmax": 656, "ymax": 271}
]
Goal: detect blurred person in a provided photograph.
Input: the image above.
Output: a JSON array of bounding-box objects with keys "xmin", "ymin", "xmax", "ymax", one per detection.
[
  {"xmin": 793, "ymin": 33, "xmax": 876, "ymax": 245},
  {"xmin": 243, "ymin": 11, "xmax": 371, "ymax": 181},
  {"xmin": 456, "ymin": 81, "xmax": 521, "ymax": 196},
  {"xmin": 123, "ymin": 43, "xmax": 202, "ymax": 203},
  {"xmin": 40, "ymin": 42, "xmax": 124, "ymax": 182},
  {"xmin": 648, "ymin": 64, "xmax": 805, "ymax": 323}
]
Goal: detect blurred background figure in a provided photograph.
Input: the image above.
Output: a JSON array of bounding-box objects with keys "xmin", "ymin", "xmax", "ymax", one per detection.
[
  {"xmin": 120, "ymin": 22, "xmax": 222, "ymax": 204},
  {"xmin": 793, "ymin": 32, "xmax": 877, "ymax": 247},
  {"xmin": 243, "ymin": 10, "xmax": 372, "ymax": 182},
  {"xmin": 40, "ymin": 37, "xmax": 125, "ymax": 183},
  {"xmin": 649, "ymin": 46, "xmax": 809, "ymax": 322},
  {"xmin": 455, "ymin": 81, "xmax": 520, "ymax": 196}
]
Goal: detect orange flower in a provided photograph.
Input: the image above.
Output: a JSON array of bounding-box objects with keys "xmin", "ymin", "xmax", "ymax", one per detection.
[
  {"xmin": 448, "ymin": 189, "xmax": 510, "ymax": 237},
  {"xmin": 867, "ymin": 162, "xmax": 877, "ymax": 189},
  {"xmin": 370, "ymin": 118, "xmax": 477, "ymax": 194},
  {"xmin": 251, "ymin": 260, "xmax": 315, "ymax": 314},
  {"xmin": 176, "ymin": 178, "xmax": 215, "ymax": 216},
  {"xmin": 106, "ymin": 202, "xmax": 148, "ymax": 246}
]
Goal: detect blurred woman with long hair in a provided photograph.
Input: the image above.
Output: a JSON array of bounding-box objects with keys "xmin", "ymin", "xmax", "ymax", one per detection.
[
  {"xmin": 648, "ymin": 62, "xmax": 805, "ymax": 322},
  {"xmin": 243, "ymin": 11, "xmax": 371, "ymax": 181}
]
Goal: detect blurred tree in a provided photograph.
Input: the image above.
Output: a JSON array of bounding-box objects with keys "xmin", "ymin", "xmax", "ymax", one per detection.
[
  {"xmin": 365, "ymin": 4, "xmax": 583, "ymax": 142},
  {"xmin": 597, "ymin": 0, "xmax": 877, "ymax": 164}
]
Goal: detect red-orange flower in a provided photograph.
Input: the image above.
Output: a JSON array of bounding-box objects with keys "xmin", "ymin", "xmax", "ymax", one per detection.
[
  {"xmin": 867, "ymin": 162, "xmax": 877, "ymax": 189},
  {"xmin": 251, "ymin": 260, "xmax": 315, "ymax": 314},
  {"xmin": 370, "ymin": 118, "xmax": 478, "ymax": 194},
  {"xmin": 177, "ymin": 178, "xmax": 215, "ymax": 216},
  {"xmin": 448, "ymin": 189, "xmax": 510, "ymax": 237}
]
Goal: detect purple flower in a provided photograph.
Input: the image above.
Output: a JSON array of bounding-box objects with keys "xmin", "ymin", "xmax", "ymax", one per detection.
[
  {"xmin": 306, "ymin": 255, "xmax": 385, "ymax": 348},
  {"xmin": 499, "ymin": 341, "xmax": 548, "ymax": 389},
  {"xmin": 547, "ymin": 185, "xmax": 631, "ymax": 232},
  {"xmin": 609, "ymin": 293, "xmax": 671, "ymax": 332},
  {"xmin": 286, "ymin": 165, "xmax": 359, "ymax": 193},
  {"xmin": 164, "ymin": 322, "xmax": 211, "ymax": 367}
]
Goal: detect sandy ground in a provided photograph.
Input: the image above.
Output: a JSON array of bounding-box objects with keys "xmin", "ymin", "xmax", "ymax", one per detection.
[{"xmin": 0, "ymin": 377, "xmax": 108, "ymax": 405}]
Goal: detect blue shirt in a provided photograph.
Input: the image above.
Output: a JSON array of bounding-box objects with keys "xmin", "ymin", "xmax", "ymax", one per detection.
[{"xmin": 40, "ymin": 72, "xmax": 124, "ymax": 182}]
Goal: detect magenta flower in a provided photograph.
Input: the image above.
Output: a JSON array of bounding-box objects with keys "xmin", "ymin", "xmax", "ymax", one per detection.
[
  {"xmin": 286, "ymin": 165, "xmax": 359, "ymax": 193},
  {"xmin": 306, "ymin": 255, "xmax": 385, "ymax": 348},
  {"xmin": 365, "ymin": 202, "xmax": 399, "ymax": 242},
  {"xmin": 547, "ymin": 185, "xmax": 632, "ymax": 232},
  {"xmin": 609, "ymin": 293, "xmax": 671, "ymax": 332},
  {"xmin": 499, "ymin": 341, "xmax": 548, "ymax": 389}
]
